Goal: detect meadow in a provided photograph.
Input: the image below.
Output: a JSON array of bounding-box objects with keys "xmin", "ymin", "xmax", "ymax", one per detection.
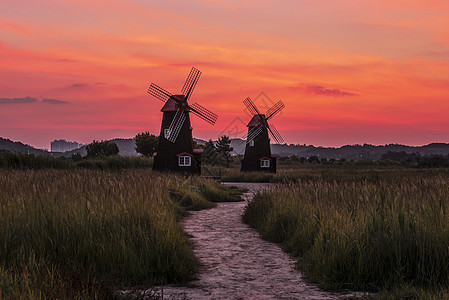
[
  {"xmin": 0, "ymin": 169, "xmax": 239, "ymax": 299},
  {"xmin": 243, "ymin": 167, "xmax": 449, "ymax": 298},
  {"xmin": 3, "ymin": 156, "xmax": 449, "ymax": 299}
]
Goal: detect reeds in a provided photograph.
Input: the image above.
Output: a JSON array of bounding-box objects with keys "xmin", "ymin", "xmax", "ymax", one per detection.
[
  {"xmin": 0, "ymin": 169, "xmax": 232, "ymax": 298},
  {"xmin": 0, "ymin": 151, "xmax": 153, "ymax": 170},
  {"xmin": 243, "ymin": 168, "xmax": 449, "ymax": 294}
]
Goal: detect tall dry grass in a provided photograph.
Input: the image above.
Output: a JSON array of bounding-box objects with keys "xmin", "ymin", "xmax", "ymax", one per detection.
[
  {"xmin": 0, "ymin": 169, "xmax": 236, "ymax": 298},
  {"xmin": 244, "ymin": 168, "xmax": 449, "ymax": 294}
]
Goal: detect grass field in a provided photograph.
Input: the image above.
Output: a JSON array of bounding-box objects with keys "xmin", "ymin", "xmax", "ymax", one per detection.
[
  {"xmin": 0, "ymin": 169, "xmax": 239, "ymax": 299},
  {"xmin": 3, "ymin": 165, "xmax": 449, "ymax": 298},
  {"xmin": 243, "ymin": 167, "xmax": 449, "ymax": 297}
]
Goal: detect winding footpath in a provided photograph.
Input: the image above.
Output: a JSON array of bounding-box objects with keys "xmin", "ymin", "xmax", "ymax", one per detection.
[{"xmin": 147, "ymin": 182, "xmax": 357, "ymax": 299}]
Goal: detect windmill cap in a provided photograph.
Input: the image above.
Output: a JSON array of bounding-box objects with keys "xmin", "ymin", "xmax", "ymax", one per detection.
[
  {"xmin": 161, "ymin": 95, "xmax": 190, "ymax": 112},
  {"xmin": 247, "ymin": 114, "xmax": 266, "ymax": 127}
]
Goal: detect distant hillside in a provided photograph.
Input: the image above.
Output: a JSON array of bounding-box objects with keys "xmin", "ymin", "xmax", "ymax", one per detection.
[
  {"xmin": 231, "ymin": 139, "xmax": 449, "ymax": 160},
  {"xmin": 268, "ymin": 142, "xmax": 449, "ymax": 160},
  {"xmin": 58, "ymin": 138, "xmax": 138, "ymax": 157},
  {"xmin": 2, "ymin": 136, "xmax": 449, "ymax": 160},
  {"xmin": 0, "ymin": 137, "xmax": 50, "ymax": 156},
  {"xmin": 0, "ymin": 137, "xmax": 137, "ymax": 157}
]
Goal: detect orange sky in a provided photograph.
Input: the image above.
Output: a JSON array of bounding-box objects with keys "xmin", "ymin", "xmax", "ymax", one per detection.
[{"xmin": 1, "ymin": 0, "xmax": 449, "ymax": 149}]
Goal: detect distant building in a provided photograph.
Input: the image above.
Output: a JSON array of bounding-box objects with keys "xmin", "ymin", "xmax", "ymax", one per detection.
[{"xmin": 51, "ymin": 139, "xmax": 82, "ymax": 153}]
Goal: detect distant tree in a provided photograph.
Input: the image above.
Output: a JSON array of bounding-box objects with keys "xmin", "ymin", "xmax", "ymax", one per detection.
[
  {"xmin": 308, "ymin": 156, "xmax": 320, "ymax": 164},
  {"xmin": 203, "ymin": 139, "xmax": 217, "ymax": 165},
  {"xmin": 134, "ymin": 132, "xmax": 158, "ymax": 157},
  {"xmin": 216, "ymin": 135, "xmax": 233, "ymax": 167},
  {"xmin": 290, "ymin": 155, "xmax": 299, "ymax": 162},
  {"xmin": 86, "ymin": 140, "xmax": 119, "ymax": 158},
  {"xmin": 418, "ymin": 155, "xmax": 449, "ymax": 168},
  {"xmin": 71, "ymin": 152, "xmax": 82, "ymax": 162},
  {"xmin": 104, "ymin": 142, "xmax": 119, "ymax": 156},
  {"xmin": 381, "ymin": 151, "xmax": 421, "ymax": 165}
]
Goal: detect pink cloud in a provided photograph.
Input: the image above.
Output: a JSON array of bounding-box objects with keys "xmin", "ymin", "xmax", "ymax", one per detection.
[{"xmin": 290, "ymin": 84, "xmax": 358, "ymax": 97}]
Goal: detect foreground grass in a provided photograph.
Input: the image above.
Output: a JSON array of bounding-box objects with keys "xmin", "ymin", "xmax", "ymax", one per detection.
[
  {"xmin": 243, "ymin": 168, "xmax": 449, "ymax": 296},
  {"xmin": 0, "ymin": 169, "xmax": 238, "ymax": 299}
]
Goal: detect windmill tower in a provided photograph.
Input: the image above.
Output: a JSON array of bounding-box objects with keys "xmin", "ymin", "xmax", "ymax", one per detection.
[
  {"xmin": 147, "ymin": 67, "xmax": 217, "ymax": 174},
  {"xmin": 241, "ymin": 97, "xmax": 285, "ymax": 173}
]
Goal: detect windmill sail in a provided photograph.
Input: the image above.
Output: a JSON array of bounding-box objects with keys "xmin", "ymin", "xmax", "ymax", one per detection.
[
  {"xmin": 243, "ymin": 97, "xmax": 261, "ymax": 116},
  {"xmin": 245, "ymin": 125, "xmax": 263, "ymax": 144},
  {"xmin": 167, "ymin": 110, "xmax": 186, "ymax": 143},
  {"xmin": 267, "ymin": 122, "xmax": 284, "ymax": 144},
  {"xmin": 266, "ymin": 100, "xmax": 285, "ymax": 120},
  {"xmin": 182, "ymin": 67, "xmax": 201, "ymax": 102},
  {"xmin": 190, "ymin": 102, "xmax": 218, "ymax": 125},
  {"xmin": 147, "ymin": 83, "xmax": 173, "ymax": 102}
]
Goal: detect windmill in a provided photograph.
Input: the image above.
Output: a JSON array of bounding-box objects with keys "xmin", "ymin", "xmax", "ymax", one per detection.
[
  {"xmin": 147, "ymin": 67, "xmax": 217, "ymax": 174},
  {"xmin": 241, "ymin": 96, "xmax": 285, "ymax": 173}
]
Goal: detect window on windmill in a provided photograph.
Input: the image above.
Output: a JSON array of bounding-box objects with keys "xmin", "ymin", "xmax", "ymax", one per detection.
[
  {"xmin": 164, "ymin": 128, "xmax": 170, "ymax": 139},
  {"xmin": 260, "ymin": 159, "xmax": 270, "ymax": 168},
  {"xmin": 179, "ymin": 155, "xmax": 191, "ymax": 167},
  {"xmin": 249, "ymin": 140, "xmax": 254, "ymax": 147}
]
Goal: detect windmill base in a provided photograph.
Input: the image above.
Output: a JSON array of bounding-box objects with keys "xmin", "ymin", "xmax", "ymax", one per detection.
[
  {"xmin": 153, "ymin": 153, "xmax": 202, "ymax": 175},
  {"xmin": 241, "ymin": 156, "xmax": 277, "ymax": 173}
]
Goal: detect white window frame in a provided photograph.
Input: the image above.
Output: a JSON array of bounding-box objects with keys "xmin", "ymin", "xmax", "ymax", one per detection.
[
  {"xmin": 164, "ymin": 128, "xmax": 170, "ymax": 139},
  {"xmin": 249, "ymin": 140, "xmax": 254, "ymax": 147},
  {"xmin": 260, "ymin": 159, "xmax": 270, "ymax": 168},
  {"xmin": 178, "ymin": 155, "xmax": 191, "ymax": 167}
]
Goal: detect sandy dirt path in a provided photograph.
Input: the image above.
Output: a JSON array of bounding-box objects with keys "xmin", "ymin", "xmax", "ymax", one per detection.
[{"xmin": 135, "ymin": 182, "xmax": 356, "ymax": 299}]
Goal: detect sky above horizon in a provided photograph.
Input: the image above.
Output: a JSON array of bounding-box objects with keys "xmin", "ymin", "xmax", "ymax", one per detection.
[{"xmin": 1, "ymin": 0, "xmax": 449, "ymax": 149}]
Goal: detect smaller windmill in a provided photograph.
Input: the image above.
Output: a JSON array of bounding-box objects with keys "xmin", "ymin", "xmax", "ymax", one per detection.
[
  {"xmin": 241, "ymin": 96, "xmax": 285, "ymax": 173},
  {"xmin": 147, "ymin": 67, "xmax": 217, "ymax": 174}
]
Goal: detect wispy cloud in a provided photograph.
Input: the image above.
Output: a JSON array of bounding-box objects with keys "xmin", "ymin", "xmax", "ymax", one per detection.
[
  {"xmin": 70, "ymin": 83, "xmax": 88, "ymax": 89},
  {"xmin": 0, "ymin": 97, "xmax": 69, "ymax": 104},
  {"xmin": 42, "ymin": 98, "xmax": 69, "ymax": 104},
  {"xmin": 0, "ymin": 97, "xmax": 38, "ymax": 104},
  {"xmin": 290, "ymin": 84, "xmax": 358, "ymax": 97}
]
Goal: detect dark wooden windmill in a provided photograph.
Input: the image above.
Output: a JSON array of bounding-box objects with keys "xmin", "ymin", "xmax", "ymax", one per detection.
[
  {"xmin": 241, "ymin": 97, "xmax": 285, "ymax": 173},
  {"xmin": 147, "ymin": 67, "xmax": 217, "ymax": 174}
]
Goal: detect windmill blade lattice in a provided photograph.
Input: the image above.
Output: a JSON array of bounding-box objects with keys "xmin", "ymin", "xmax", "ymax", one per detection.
[
  {"xmin": 266, "ymin": 100, "xmax": 285, "ymax": 120},
  {"xmin": 244, "ymin": 125, "xmax": 263, "ymax": 144},
  {"xmin": 182, "ymin": 67, "xmax": 201, "ymax": 102},
  {"xmin": 147, "ymin": 83, "xmax": 173, "ymax": 102},
  {"xmin": 167, "ymin": 110, "xmax": 187, "ymax": 143},
  {"xmin": 167, "ymin": 109, "xmax": 181, "ymax": 140},
  {"xmin": 268, "ymin": 122, "xmax": 284, "ymax": 144},
  {"xmin": 243, "ymin": 97, "xmax": 261, "ymax": 116},
  {"xmin": 190, "ymin": 102, "xmax": 218, "ymax": 125}
]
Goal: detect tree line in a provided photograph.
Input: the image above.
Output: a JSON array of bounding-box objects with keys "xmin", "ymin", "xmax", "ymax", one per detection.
[
  {"xmin": 4, "ymin": 135, "xmax": 449, "ymax": 169},
  {"xmin": 0, "ymin": 132, "xmax": 235, "ymax": 170},
  {"xmin": 278, "ymin": 151, "xmax": 449, "ymax": 168}
]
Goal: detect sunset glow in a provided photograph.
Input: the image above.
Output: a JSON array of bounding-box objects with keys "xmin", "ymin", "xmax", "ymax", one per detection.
[{"xmin": 1, "ymin": 0, "xmax": 449, "ymax": 149}]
